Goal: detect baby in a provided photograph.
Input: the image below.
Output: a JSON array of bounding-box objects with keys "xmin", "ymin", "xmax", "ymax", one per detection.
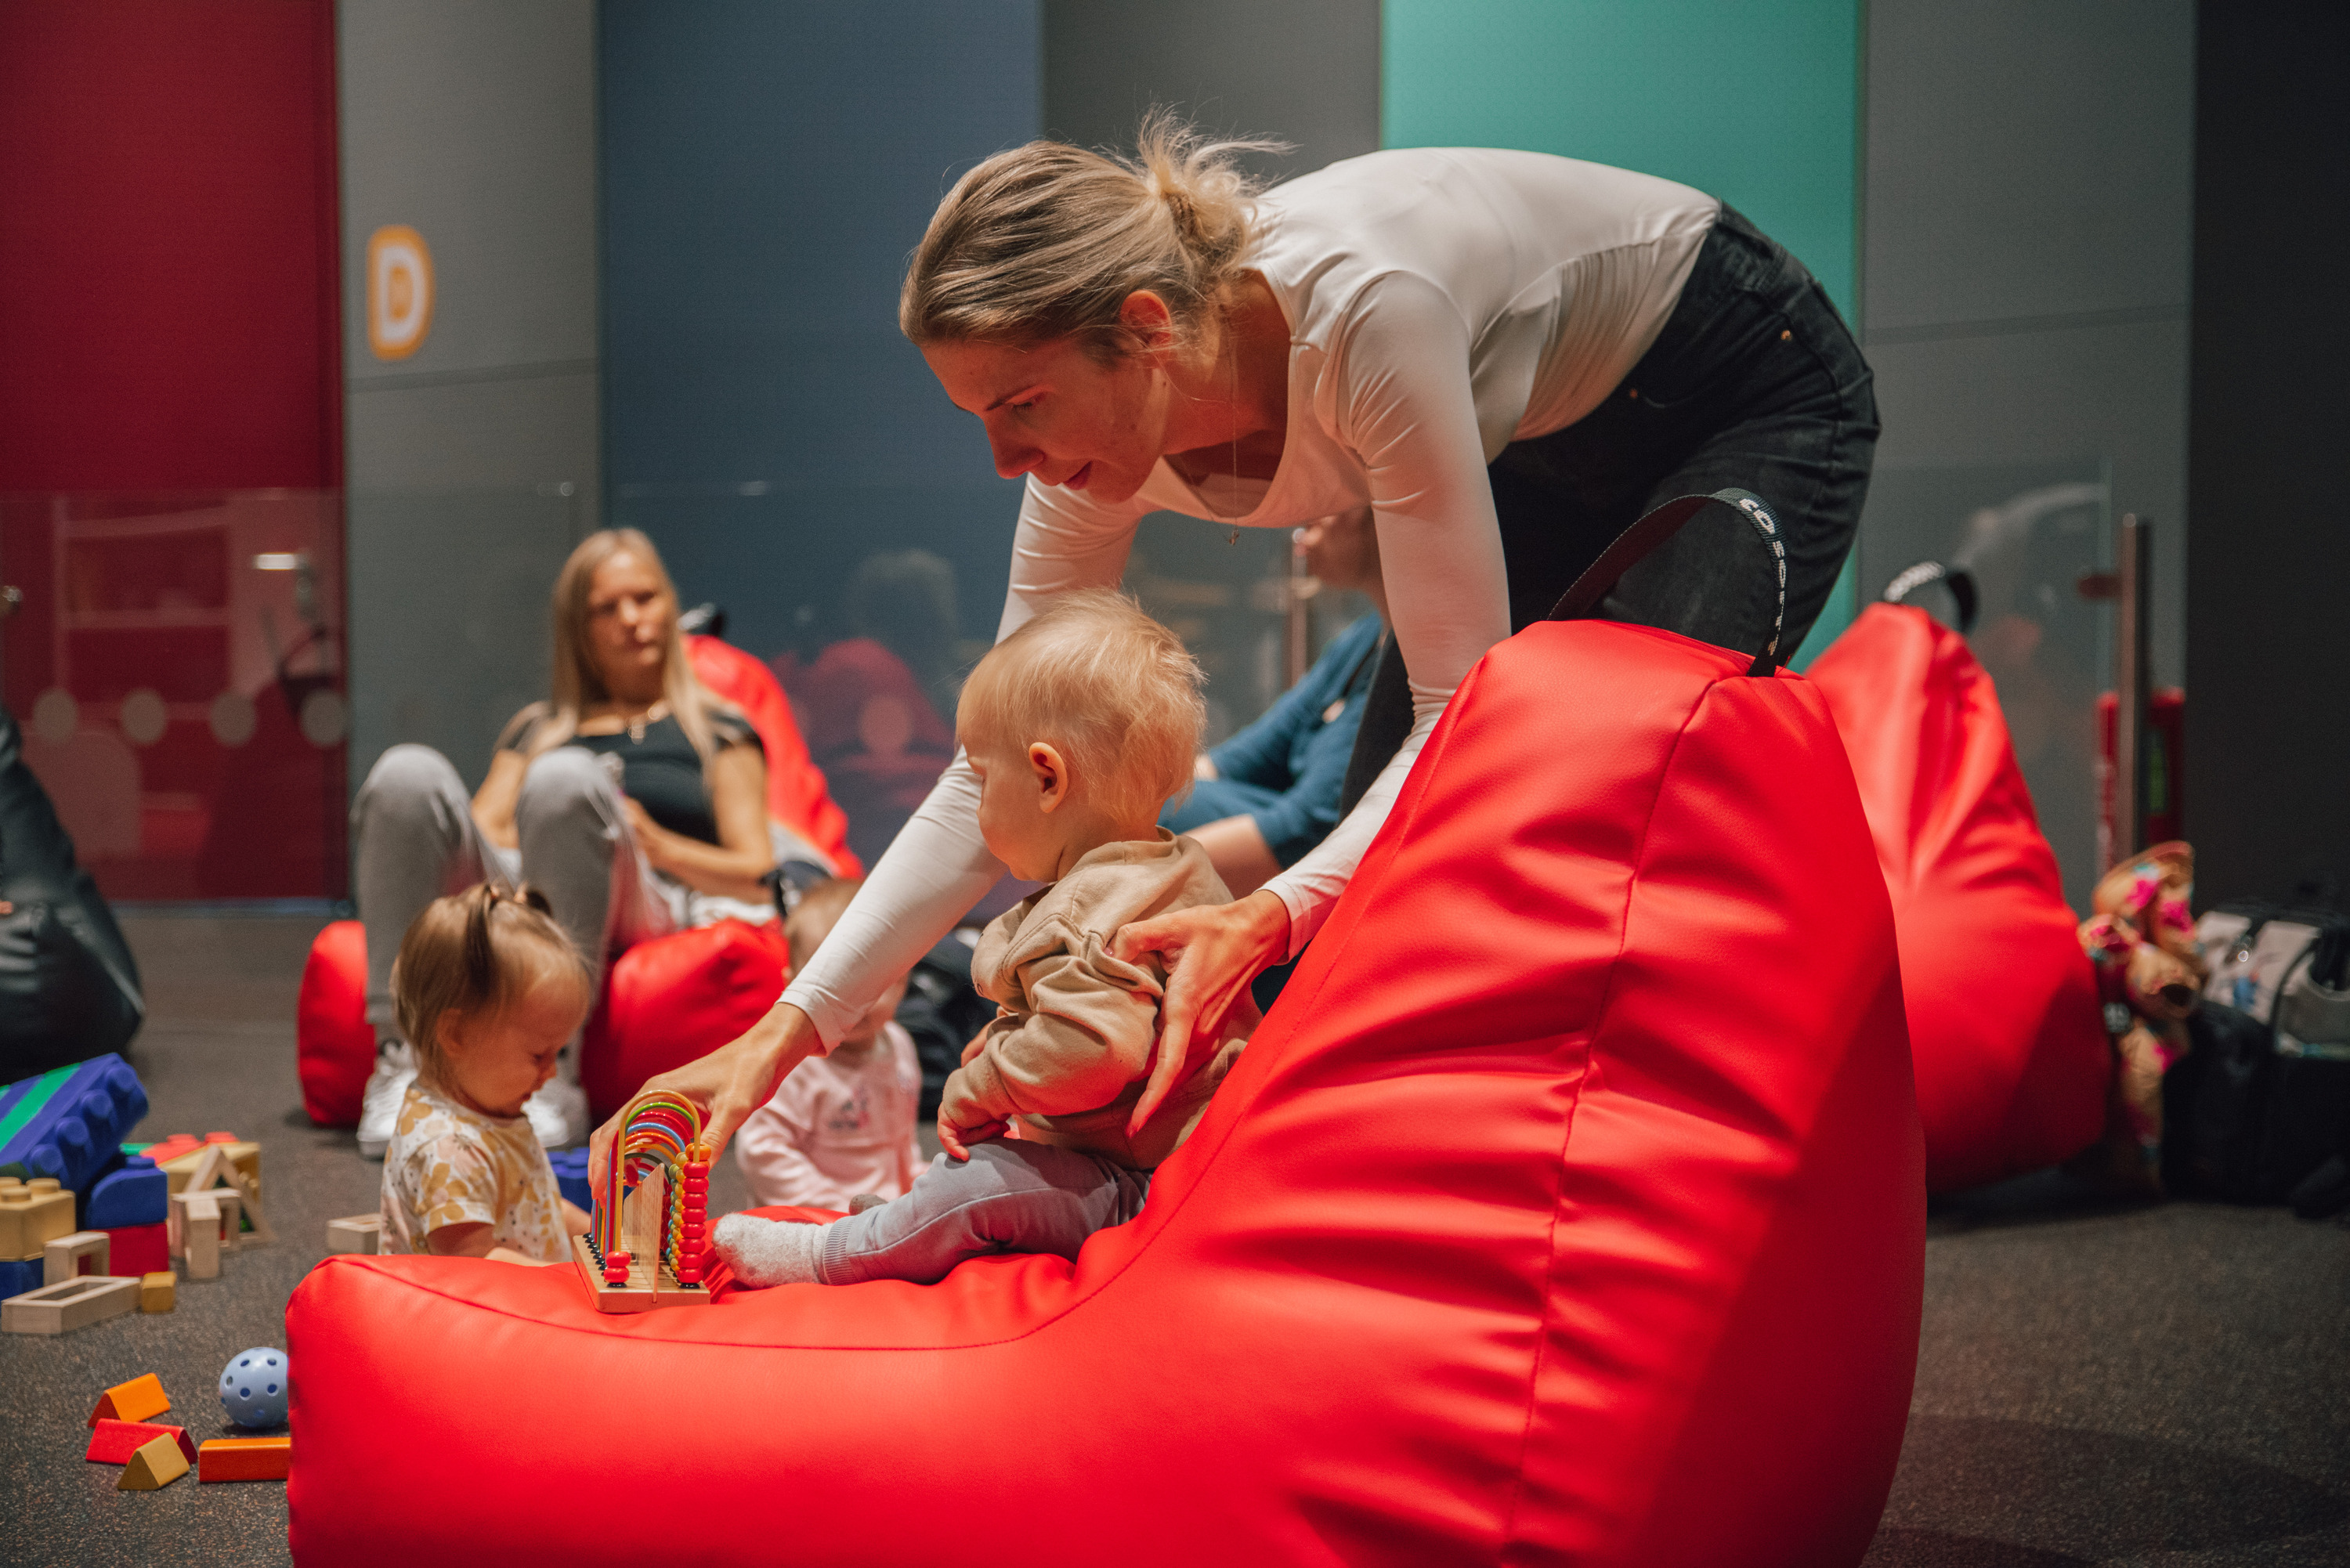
[
  {"xmin": 716, "ymin": 590, "xmax": 1254, "ymax": 1286},
  {"xmin": 378, "ymin": 883, "xmax": 595, "ymax": 1264},
  {"xmin": 732, "ymin": 877, "xmax": 923, "ymax": 1210}
]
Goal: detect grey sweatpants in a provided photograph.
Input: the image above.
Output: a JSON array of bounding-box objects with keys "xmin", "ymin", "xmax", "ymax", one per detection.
[
  {"xmin": 816, "ymin": 1140, "xmax": 1152, "ymax": 1286},
  {"xmin": 349, "ymin": 743, "xmax": 678, "ymax": 1036}
]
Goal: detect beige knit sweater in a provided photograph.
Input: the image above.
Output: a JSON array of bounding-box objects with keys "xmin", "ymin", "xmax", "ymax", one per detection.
[{"xmin": 946, "ymin": 832, "xmax": 1256, "ymax": 1170}]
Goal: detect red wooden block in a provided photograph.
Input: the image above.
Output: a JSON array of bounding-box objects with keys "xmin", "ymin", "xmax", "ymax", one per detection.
[
  {"xmin": 106, "ymin": 1220, "xmax": 172, "ymax": 1276},
  {"xmin": 88, "ymin": 1419, "xmax": 196, "ymax": 1466},
  {"xmin": 198, "ymin": 1434, "xmax": 291, "ymax": 1481}
]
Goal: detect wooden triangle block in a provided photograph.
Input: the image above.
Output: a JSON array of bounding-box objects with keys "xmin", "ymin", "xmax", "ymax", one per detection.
[
  {"xmin": 183, "ymin": 1144, "xmax": 273, "ymax": 1246},
  {"xmin": 118, "ymin": 1432, "xmax": 190, "ymax": 1490},
  {"xmin": 88, "ymin": 1419, "xmax": 195, "ymax": 1466},
  {"xmin": 88, "ymin": 1373, "xmax": 169, "ymax": 1427}
]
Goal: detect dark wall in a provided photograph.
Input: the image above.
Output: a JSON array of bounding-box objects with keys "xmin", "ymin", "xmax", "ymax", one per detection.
[
  {"xmin": 600, "ymin": 0, "xmax": 1042, "ymax": 665},
  {"xmin": 2186, "ymin": 2, "xmax": 2350, "ymax": 905},
  {"xmin": 1043, "ymin": 0, "xmax": 1379, "ymax": 182}
]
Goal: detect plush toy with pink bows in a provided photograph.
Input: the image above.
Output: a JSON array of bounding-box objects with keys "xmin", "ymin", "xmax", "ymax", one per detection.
[{"xmin": 2072, "ymin": 840, "xmax": 2204, "ymax": 1193}]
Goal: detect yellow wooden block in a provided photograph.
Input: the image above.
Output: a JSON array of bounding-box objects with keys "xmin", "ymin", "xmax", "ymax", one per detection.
[
  {"xmin": 139, "ymin": 1272, "xmax": 176, "ymax": 1313},
  {"xmin": 0, "ymin": 1179, "xmax": 76, "ymax": 1260},
  {"xmin": 118, "ymin": 1432, "xmax": 190, "ymax": 1490}
]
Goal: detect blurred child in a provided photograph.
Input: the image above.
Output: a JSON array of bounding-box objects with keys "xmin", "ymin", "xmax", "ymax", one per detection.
[
  {"xmin": 733, "ymin": 878, "xmax": 922, "ymax": 1210},
  {"xmin": 379, "ymin": 883, "xmax": 596, "ymax": 1265},
  {"xmin": 715, "ymin": 590, "xmax": 1255, "ymax": 1287}
]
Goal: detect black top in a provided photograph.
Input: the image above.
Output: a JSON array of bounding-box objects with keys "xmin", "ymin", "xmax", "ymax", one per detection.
[{"xmin": 500, "ymin": 705, "xmax": 761, "ymax": 847}]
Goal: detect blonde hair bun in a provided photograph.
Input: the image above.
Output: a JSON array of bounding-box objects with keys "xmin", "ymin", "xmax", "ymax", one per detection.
[{"xmin": 902, "ymin": 108, "xmax": 1289, "ymax": 359}]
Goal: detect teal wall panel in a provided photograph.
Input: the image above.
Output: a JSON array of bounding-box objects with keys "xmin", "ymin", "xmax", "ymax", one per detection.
[{"xmin": 1383, "ymin": 0, "xmax": 1863, "ymax": 661}]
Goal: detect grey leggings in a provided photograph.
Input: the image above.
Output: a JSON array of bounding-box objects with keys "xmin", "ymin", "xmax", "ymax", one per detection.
[
  {"xmin": 816, "ymin": 1140, "xmax": 1152, "ymax": 1286},
  {"xmin": 349, "ymin": 744, "xmax": 679, "ymax": 1037}
]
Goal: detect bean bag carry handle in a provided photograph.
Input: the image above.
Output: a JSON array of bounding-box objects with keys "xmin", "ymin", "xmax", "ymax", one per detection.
[
  {"xmin": 1547, "ymin": 486, "xmax": 1790, "ymax": 676},
  {"xmin": 1880, "ymin": 558, "xmax": 1981, "ymax": 634}
]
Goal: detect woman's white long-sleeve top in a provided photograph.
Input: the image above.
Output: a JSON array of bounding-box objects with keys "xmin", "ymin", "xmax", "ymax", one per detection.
[{"xmin": 783, "ymin": 147, "xmax": 1719, "ymax": 1045}]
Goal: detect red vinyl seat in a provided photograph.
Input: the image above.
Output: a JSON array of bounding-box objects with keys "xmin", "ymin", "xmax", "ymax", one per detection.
[
  {"xmin": 287, "ymin": 620, "xmax": 1924, "ymax": 1566},
  {"xmin": 1806, "ymin": 603, "xmax": 2108, "ymax": 1191},
  {"xmin": 295, "ymin": 639, "xmax": 838, "ymax": 1127}
]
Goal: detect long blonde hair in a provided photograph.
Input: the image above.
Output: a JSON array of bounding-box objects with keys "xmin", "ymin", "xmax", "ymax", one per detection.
[
  {"xmin": 901, "ymin": 109, "xmax": 1287, "ymax": 361},
  {"xmin": 515, "ymin": 528, "xmax": 726, "ymax": 768}
]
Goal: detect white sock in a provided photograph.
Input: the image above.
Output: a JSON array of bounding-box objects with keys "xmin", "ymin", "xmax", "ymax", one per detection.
[{"xmin": 713, "ymin": 1212, "xmax": 825, "ymax": 1287}]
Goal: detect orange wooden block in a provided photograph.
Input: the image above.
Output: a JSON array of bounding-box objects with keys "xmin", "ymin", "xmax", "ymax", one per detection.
[
  {"xmin": 88, "ymin": 1372, "xmax": 169, "ymax": 1427},
  {"xmin": 118, "ymin": 1432, "xmax": 190, "ymax": 1490},
  {"xmin": 87, "ymin": 1419, "xmax": 196, "ymax": 1466},
  {"xmin": 197, "ymin": 1433, "xmax": 291, "ymax": 1482}
]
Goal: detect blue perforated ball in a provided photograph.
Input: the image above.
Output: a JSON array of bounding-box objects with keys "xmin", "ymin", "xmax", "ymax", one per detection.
[{"xmin": 219, "ymin": 1346, "xmax": 290, "ymax": 1429}]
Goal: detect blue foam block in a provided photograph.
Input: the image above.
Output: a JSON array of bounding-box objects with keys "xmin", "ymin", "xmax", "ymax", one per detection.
[
  {"xmin": 0, "ymin": 1054, "xmax": 148, "ymax": 1196},
  {"xmin": 548, "ymin": 1148, "xmax": 591, "ymax": 1213},
  {"xmin": 86, "ymin": 1154, "xmax": 168, "ymax": 1228},
  {"xmin": 0, "ymin": 1256, "xmax": 42, "ymax": 1301}
]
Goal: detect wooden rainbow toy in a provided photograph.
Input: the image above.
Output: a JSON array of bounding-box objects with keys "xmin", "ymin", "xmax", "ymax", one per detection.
[{"xmin": 571, "ymin": 1090, "xmax": 714, "ymax": 1313}]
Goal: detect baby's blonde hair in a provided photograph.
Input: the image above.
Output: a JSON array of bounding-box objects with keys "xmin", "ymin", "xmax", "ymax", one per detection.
[
  {"xmin": 959, "ymin": 591, "xmax": 1204, "ymax": 825},
  {"xmin": 392, "ymin": 883, "xmax": 593, "ymax": 1081},
  {"xmin": 901, "ymin": 109, "xmax": 1286, "ymax": 362}
]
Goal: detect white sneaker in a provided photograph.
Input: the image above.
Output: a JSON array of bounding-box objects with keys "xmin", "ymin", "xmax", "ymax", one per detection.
[
  {"xmin": 524, "ymin": 1073, "xmax": 588, "ymax": 1150},
  {"xmin": 357, "ymin": 1040, "xmax": 418, "ymax": 1160}
]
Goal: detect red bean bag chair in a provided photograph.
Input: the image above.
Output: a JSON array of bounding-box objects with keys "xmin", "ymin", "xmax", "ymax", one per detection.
[
  {"xmin": 579, "ymin": 917, "xmax": 791, "ymax": 1124},
  {"xmin": 686, "ymin": 633, "xmax": 859, "ymax": 877},
  {"xmin": 1806, "ymin": 602, "xmax": 2108, "ymax": 1191},
  {"xmin": 297, "ymin": 641, "xmax": 848, "ymax": 1125},
  {"xmin": 295, "ymin": 919, "xmax": 374, "ymax": 1126},
  {"xmin": 287, "ymin": 616, "xmax": 1923, "ymax": 1566}
]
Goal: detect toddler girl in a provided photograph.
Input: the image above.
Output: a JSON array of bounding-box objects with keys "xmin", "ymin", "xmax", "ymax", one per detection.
[{"xmin": 379, "ymin": 883, "xmax": 597, "ymax": 1264}]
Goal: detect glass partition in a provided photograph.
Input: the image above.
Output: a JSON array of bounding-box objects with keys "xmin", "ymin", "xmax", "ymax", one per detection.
[
  {"xmin": 1855, "ymin": 461, "xmax": 2113, "ymax": 911},
  {"xmin": 0, "ymin": 490, "xmax": 346, "ymax": 902}
]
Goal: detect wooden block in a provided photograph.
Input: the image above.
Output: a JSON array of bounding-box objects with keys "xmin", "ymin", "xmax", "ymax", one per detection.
[
  {"xmin": 0, "ymin": 1179, "xmax": 77, "ymax": 1260},
  {"xmin": 89, "ymin": 1372, "xmax": 171, "ymax": 1426},
  {"xmin": 198, "ymin": 1433, "xmax": 291, "ymax": 1482},
  {"xmin": 325, "ymin": 1214, "xmax": 382, "ymax": 1255},
  {"xmin": 118, "ymin": 1431, "xmax": 190, "ymax": 1490},
  {"xmin": 139, "ymin": 1271, "xmax": 175, "ymax": 1313},
  {"xmin": 571, "ymin": 1231, "xmax": 711, "ymax": 1315},
  {"xmin": 42, "ymin": 1229, "xmax": 110, "ymax": 1285},
  {"xmin": 171, "ymin": 1189, "xmax": 239, "ymax": 1279},
  {"xmin": 158, "ymin": 1138, "xmax": 260, "ymax": 1207},
  {"xmin": 2, "ymin": 1274, "xmax": 139, "ymax": 1335},
  {"xmin": 88, "ymin": 1419, "xmax": 195, "ymax": 1465}
]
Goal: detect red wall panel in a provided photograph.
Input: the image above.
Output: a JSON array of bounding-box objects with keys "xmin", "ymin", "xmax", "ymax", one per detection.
[{"xmin": 0, "ymin": 0, "xmax": 341, "ymax": 491}]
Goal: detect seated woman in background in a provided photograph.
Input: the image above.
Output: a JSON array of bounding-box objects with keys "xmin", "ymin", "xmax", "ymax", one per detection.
[
  {"xmin": 350, "ymin": 529, "xmax": 778, "ymax": 1157},
  {"xmin": 1162, "ymin": 507, "xmax": 1387, "ymax": 899}
]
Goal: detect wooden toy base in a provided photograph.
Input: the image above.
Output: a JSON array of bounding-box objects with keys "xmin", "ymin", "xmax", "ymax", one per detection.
[{"xmin": 571, "ymin": 1233, "xmax": 711, "ymax": 1314}]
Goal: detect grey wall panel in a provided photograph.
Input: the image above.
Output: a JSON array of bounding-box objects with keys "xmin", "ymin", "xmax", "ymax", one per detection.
[
  {"xmin": 1044, "ymin": 0, "xmax": 1379, "ymax": 181},
  {"xmin": 338, "ymin": 0, "xmax": 601, "ymax": 791},
  {"xmin": 1864, "ymin": 0, "xmax": 2193, "ymax": 334},
  {"xmin": 338, "ymin": 0, "xmax": 601, "ymax": 382},
  {"xmin": 1863, "ymin": 0, "xmax": 2193, "ymax": 899}
]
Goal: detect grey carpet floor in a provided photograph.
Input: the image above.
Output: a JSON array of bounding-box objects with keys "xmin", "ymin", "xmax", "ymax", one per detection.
[{"xmin": 2, "ymin": 916, "xmax": 2344, "ymax": 1566}]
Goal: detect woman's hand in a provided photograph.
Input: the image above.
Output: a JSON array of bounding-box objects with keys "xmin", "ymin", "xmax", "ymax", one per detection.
[
  {"xmin": 588, "ymin": 1000, "xmax": 822, "ymax": 1194},
  {"xmin": 620, "ymin": 797, "xmax": 681, "ymax": 873},
  {"xmin": 1110, "ymin": 889, "xmax": 1289, "ymax": 1134}
]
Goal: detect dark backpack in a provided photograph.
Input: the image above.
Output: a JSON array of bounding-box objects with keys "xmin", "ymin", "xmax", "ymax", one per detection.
[{"xmin": 0, "ymin": 703, "xmax": 145, "ymax": 1077}]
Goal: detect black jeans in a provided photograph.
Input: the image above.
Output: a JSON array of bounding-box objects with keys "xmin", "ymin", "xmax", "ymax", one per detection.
[{"xmin": 1343, "ymin": 204, "xmax": 1880, "ymax": 807}]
